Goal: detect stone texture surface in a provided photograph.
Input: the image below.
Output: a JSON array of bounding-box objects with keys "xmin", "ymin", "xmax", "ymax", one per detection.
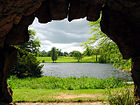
[
  {"xmin": 101, "ymin": 0, "xmax": 140, "ymax": 59},
  {"xmin": 35, "ymin": 0, "xmax": 104, "ymax": 22},
  {"xmin": 0, "ymin": 0, "xmax": 104, "ymax": 47},
  {"xmin": 0, "ymin": 0, "xmax": 140, "ymax": 104},
  {"xmin": 0, "ymin": 0, "xmax": 42, "ymax": 104},
  {"xmin": 0, "ymin": 45, "xmax": 17, "ymax": 104},
  {"xmin": 0, "ymin": 0, "xmax": 41, "ymax": 47},
  {"xmin": 131, "ymin": 57, "xmax": 140, "ymax": 101},
  {"xmin": 5, "ymin": 14, "xmax": 35, "ymax": 45}
]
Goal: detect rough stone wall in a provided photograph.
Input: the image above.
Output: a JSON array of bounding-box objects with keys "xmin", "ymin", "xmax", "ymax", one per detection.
[
  {"xmin": 0, "ymin": 45, "xmax": 17, "ymax": 104},
  {"xmin": 101, "ymin": 0, "xmax": 140, "ymax": 59},
  {"xmin": 35, "ymin": 0, "xmax": 104, "ymax": 22},
  {"xmin": 0, "ymin": 0, "xmax": 42, "ymax": 104},
  {"xmin": 0, "ymin": 0, "xmax": 41, "ymax": 47},
  {"xmin": 0, "ymin": 0, "xmax": 105, "ymax": 47}
]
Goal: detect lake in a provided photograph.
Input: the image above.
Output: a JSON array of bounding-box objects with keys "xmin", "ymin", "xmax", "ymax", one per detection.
[{"xmin": 41, "ymin": 63, "xmax": 132, "ymax": 80}]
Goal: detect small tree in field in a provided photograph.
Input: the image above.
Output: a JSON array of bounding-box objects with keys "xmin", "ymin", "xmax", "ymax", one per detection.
[
  {"xmin": 73, "ymin": 51, "xmax": 83, "ymax": 62},
  {"xmin": 51, "ymin": 47, "xmax": 58, "ymax": 62}
]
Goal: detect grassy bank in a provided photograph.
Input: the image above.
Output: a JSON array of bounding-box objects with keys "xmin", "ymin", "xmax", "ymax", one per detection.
[
  {"xmin": 8, "ymin": 76, "xmax": 132, "ymax": 102},
  {"xmin": 8, "ymin": 76, "xmax": 128, "ymax": 90},
  {"xmin": 37, "ymin": 56, "xmax": 99, "ymax": 63}
]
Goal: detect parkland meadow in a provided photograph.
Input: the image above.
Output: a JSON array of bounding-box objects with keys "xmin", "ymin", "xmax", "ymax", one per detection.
[{"xmin": 37, "ymin": 56, "xmax": 99, "ymax": 63}]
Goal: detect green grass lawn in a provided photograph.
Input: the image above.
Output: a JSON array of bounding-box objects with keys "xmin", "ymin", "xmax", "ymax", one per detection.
[
  {"xmin": 8, "ymin": 76, "xmax": 132, "ymax": 102},
  {"xmin": 12, "ymin": 87, "xmax": 134, "ymax": 102},
  {"xmin": 12, "ymin": 89, "xmax": 106, "ymax": 102},
  {"xmin": 37, "ymin": 56, "xmax": 99, "ymax": 63}
]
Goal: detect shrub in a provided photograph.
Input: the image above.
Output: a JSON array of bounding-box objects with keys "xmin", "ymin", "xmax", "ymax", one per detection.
[
  {"xmin": 10, "ymin": 50, "xmax": 43, "ymax": 78},
  {"xmin": 106, "ymin": 88, "xmax": 135, "ymax": 105},
  {"xmin": 42, "ymin": 60, "xmax": 45, "ymax": 63}
]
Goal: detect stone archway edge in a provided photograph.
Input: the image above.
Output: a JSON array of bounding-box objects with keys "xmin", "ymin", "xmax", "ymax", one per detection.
[
  {"xmin": 0, "ymin": 0, "xmax": 104, "ymax": 47},
  {"xmin": 0, "ymin": 0, "xmax": 140, "ymax": 104}
]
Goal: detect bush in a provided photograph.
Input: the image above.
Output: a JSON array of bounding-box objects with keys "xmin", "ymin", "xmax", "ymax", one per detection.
[
  {"xmin": 42, "ymin": 60, "xmax": 45, "ymax": 63},
  {"xmin": 10, "ymin": 50, "xmax": 43, "ymax": 78},
  {"xmin": 106, "ymin": 88, "xmax": 135, "ymax": 105}
]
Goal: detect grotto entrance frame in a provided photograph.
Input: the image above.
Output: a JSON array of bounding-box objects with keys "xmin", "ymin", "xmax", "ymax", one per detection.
[{"xmin": 0, "ymin": 0, "xmax": 140, "ymax": 104}]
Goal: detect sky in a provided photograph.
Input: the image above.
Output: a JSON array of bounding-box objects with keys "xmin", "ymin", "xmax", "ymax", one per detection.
[{"xmin": 29, "ymin": 18, "xmax": 93, "ymax": 53}]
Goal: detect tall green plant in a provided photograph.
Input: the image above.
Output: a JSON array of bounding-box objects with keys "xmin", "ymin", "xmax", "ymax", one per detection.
[
  {"xmin": 51, "ymin": 47, "xmax": 58, "ymax": 63},
  {"xmin": 106, "ymin": 88, "xmax": 135, "ymax": 105}
]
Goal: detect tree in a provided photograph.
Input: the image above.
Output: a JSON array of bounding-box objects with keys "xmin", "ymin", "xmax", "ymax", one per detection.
[
  {"xmin": 56, "ymin": 49, "xmax": 63, "ymax": 56},
  {"xmin": 92, "ymin": 48, "xmax": 100, "ymax": 62},
  {"xmin": 83, "ymin": 46, "xmax": 93, "ymax": 56},
  {"xmin": 64, "ymin": 52, "xmax": 68, "ymax": 56},
  {"xmin": 82, "ymin": 17, "xmax": 131, "ymax": 69},
  {"xmin": 69, "ymin": 51, "xmax": 74, "ymax": 57},
  {"xmin": 51, "ymin": 47, "xmax": 58, "ymax": 62},
  {"xmin": 18, "ymin": 29, "xmax": 40, "ymax": 56},
  {"xmin": 10, "ymin": 30, "xmax": 43, "ymax": 78},
  {"xmin": 45, "ymin": 51, "xmax": 51, "ymax": 57},
  {"xmin": 73, "ymin": 51, "xmax": 83, "ymax": 62},
  {"xmin": 40, "ymin": 50, "xmax": 47, "ymax": 57},
  {"xmin": 10, "ymin": 50, "xmax": 43, "ymax": 78}
]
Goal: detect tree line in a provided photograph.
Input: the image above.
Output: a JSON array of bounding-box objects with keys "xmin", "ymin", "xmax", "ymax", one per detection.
[
  {"xmin": 44, "ymin": 47, "xmax": 83, "ymax": 63},
  {"xmin": 38, "ymin": 49, "xmax": 68, "ymax": 57}
]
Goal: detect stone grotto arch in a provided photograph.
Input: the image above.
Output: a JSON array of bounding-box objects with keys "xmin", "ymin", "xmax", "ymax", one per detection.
[{"xmin": 0, "ymin": 0, "xmax": 140, "ymax": 104}]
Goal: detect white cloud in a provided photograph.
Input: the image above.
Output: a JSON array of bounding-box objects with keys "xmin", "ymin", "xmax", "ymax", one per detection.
[
  {"xmin": 40, "ymin": 41, "xmax": 84, "ymax": 53},
  {"xmin": 29, "ymin": 18, "xmax": 92, "ymax": 52}
]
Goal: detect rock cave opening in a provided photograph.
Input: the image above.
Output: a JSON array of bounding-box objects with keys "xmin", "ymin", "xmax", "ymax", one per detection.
[{"xmin": 0, "ymin": 0, "xmax": 140, "ymax": 104}]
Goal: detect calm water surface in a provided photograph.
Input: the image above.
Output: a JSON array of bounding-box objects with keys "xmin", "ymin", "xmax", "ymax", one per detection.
[{"xmin": 41, "ymin": 63, "xmax": 132, "ymax": 80}]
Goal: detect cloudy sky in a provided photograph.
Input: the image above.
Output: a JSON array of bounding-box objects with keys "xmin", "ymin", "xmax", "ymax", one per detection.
[{"xmin": 29, "ymin": 18, "xmax": 92, "ymax": 53}]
